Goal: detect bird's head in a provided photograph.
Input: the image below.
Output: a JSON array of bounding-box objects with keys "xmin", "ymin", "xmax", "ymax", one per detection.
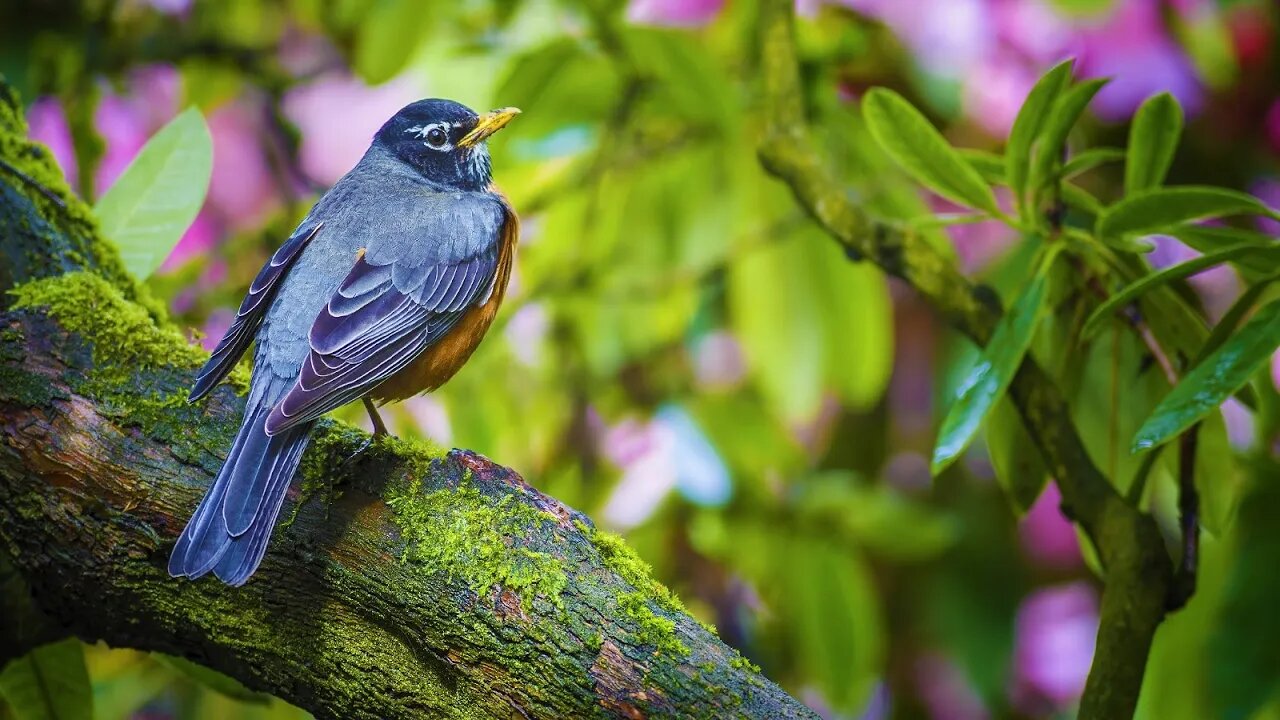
[{"xmin": 374, "ymin": 99, "xmax": 520, "ymax": 191}]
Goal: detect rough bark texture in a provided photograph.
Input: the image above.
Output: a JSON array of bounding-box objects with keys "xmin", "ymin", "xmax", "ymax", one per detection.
[
  {"xmin": 753, "ymin": 1, "xmax": 1173, "ymax": 718},
  {"xmin": 0, "ymin": 82, "xmax": 817, "ymax": 719}
]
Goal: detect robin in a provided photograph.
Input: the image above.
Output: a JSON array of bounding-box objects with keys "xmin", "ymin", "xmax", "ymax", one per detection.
[{"xmin": 169, "ymin": 100, "xmax": 521, "ymax": 586}]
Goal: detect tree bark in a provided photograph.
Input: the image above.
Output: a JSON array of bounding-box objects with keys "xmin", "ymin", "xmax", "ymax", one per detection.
[{"xmin": 0, "ymin": 82, "xmax": 817, "ymax": 719}]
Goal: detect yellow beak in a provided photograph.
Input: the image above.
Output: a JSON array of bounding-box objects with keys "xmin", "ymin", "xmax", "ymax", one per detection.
[{"xmin": 458, "ymin": 107, "xmax": 521, "ymax": 148}]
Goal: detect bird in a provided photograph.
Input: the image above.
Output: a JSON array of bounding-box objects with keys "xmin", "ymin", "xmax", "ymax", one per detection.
[{"xmin": 169, "ymin": 99, "xmax": 521, "ymax": 586}]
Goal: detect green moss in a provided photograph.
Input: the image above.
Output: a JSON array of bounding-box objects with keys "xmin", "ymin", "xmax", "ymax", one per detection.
[
  {"xmin": 10, "ymin": 271, "xmax": 201, "ymax": 373},
  {"xmin": 386, "ymin": 476, "xmax": 567, "ymax": 611},
  {"xmin": 619, "ymin": 592, "xmax": 688, "ymax": 656},
  {"xmin": 575, "ymin": 520, "xmax": 697, "ymax": 656},
  {"xmin": 7, "ymin": 272, "xmax": 248, "ymax": 424},
  {"xmin": 729, "ymin": 655, "xmax": 760, "ymax": 673}
]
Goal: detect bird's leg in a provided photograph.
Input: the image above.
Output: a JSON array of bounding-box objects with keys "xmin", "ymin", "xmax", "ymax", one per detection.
[
  {"xmin": 363, "ymin": 397, "xmax": 390, "ymax": 437},
  {"xmin": 341, "ymin": 398, "xmax": 390, "ymax": 469}
]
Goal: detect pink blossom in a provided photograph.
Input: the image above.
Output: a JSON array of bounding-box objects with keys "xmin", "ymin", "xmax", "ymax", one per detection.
[
  {"xmin": 283, "ymin": 72, "xmax": 423, "ymax": 186},
  {"xmin": 915, "ymin": 652, "xmax": 989, "ymax": 720},
  {"xmin": 206, "ymin": 101, "xmax": 279, "ymax": 230},
  {"xmin": 26, "ymin": 98, "xmax": 77, "ymax": 188},
  {"xmin": 160, "ymin": 211, "xmax": 219, "ymax": 272},
  {"xmin": 200, "ymin": 308, "xmax": 235, "ymax": 352},
  {"xmin": 1073, "ymin": 0, "xmax": 1203, "ymax": 120},
  {"xmin": 504, "ymin": 302, "xmax": 549, "ymax": 368},
  {"xmin": 691, "ymin": 330, "xmax": 746, "ymax": 391},
  {"xmin": 626, "ymin": 0, "xmax": 724, "ymax": 28},
  {"xmin": 404, "ymin": 396, "xmax": 452, "ymax": 444},
  {"xmin": 1019, "ymin": 483, "xmax": 1081, "ymax": 570},
  {"xmin": 1011, "ymin": 582, "xmax": 1098, "ymax": 713},
  {"xmin": 600, "ymin": 418, "xmax": 678, "ymax": 529}
]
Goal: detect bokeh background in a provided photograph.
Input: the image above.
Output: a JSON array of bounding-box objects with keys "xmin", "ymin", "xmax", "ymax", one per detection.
[{"xmin": 1, "ymin": 0, "xmax": 1278, "ymax": 718}]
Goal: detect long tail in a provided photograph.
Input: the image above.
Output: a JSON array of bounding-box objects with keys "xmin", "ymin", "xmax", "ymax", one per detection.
[{"xmin": 169, "ymin": 403, "xmax": 312, "ymax": 586}]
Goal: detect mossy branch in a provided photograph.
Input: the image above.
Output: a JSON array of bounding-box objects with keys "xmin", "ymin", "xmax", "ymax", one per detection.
[
  {"xmin": 0, "ymin": 84, "xmax": 817, "ymax": 719},
  {"xmin": 754, "ymin": 1, "xmax": 1173, "ymax": 718}
]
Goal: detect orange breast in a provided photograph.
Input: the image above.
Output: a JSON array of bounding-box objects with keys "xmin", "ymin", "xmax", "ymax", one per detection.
[{"xmin": 371, "ymin": 198, "xmax": 518, "ymax": 403}]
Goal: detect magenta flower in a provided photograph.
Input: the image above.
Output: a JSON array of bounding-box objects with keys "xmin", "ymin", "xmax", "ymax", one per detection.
[
  {"xmin": 206, "ymin": 101, "xmax": 280, "ymax": 230},
  {"xmin": 1074, "ymin": 0, "xmax": 1203, "ymax": 120},
  {"xmin": 626, "ymin": 0, "xmax": 724, "ymax": 28},
  {"xmin": 1019, "ymin": 483, "xmax": 1081, "ymax": 570},
  {"xmin": 284, "ymin": 72, "xmax": 423, "ymax": 186},
  {"xmin": 1011, "ymin": 582, "xmax": 1098, "ymax": 714}
]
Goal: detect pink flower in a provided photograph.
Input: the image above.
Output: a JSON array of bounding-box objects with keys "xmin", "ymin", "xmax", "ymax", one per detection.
[
  {"xmin": 1074, "ymin": 0, "xmax": 1203, "ymax": 120},
  {"xmin": 283, "ymin": 72, "xmax": 424, "ymax": 186},
  {"xmin": 1019, "ymin": 483, "xmax": 1081, "ymax": 570},
  {"xmin": 626, "ymin": 0, "xmax": 724, "ymax": 27},
  {"xmin": 915, "ymin": 652, "xmax": 989, "ymax": 720},
  {"xmin": 1012, "ymin": 583, "xmax": 1098, "ymax": 713},
  {"xmin": 206, "ymin": 101, "xmax": 279, "ymax": 230},
  {"xmin": 160, "ymin": 210, "xmax": 219, "ymax": 272},
  {"xmin": 690, "ymin": 330, "xmax": 746, "ymax": 391},
  {"xmin": 504, "ymin": 303, "xmax": 549, "ymax": 368},
  {"xmin": 201, "ymin": 308, "xmax": 235, "ymax": 352},
  {"xmin": 27, "ymin": 98, "xmax": 77, "ymax": 188}
]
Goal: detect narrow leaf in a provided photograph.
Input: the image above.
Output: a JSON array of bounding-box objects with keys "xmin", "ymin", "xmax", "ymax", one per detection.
[
  {"xmin": 1172, "ymin": 225, "xmax": 1280, "ymax": 279},
  {"xmin": 958, "ymin": 149, "xmax": 1007, "ymax": 185},
  {"xmin": 1097, "ymin": 186, "xmax": 1280, "ymax": 243},
  {"xmin": 94, "ymin": 107, "xmax": 212, "ymax": 279},
  {"xmin": 1133, "ymin": 297, "xmax": 1280, "ymax": 452},
  {"xmin": 933, "ymin": 248, "xmax": 1060, "ymax": 474},
  {"xmin": 1062, "ymin": 147, "xmax": 1126, "ymax": 179},
  {"xmin": 0, "ymin": 638, "xmax": 92, "ymax": 720},
  {"xmin": 1007, "ymin": 60, "xmax": 1073, "ymax": 212},
  {"xmin": 1084, "ymin": 244, "xmax": 1280, "ymax": 336},
  {"xmin": 1026, "ymin": 79, "xmax": 1109, "ymax": 217},
  {"xmin": 1125, "ymin": 92, "xmax": 1183, "ymax": 194},
  {"xmin": 862, "ymin": 88, "xmax": 1001, "ymax": 215},
  {"xmin": 1199, "ymin": 272, "xmax": 1280, "ymax": 362}
]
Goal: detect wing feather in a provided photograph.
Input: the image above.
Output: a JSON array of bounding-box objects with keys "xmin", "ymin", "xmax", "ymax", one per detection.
[
  {"xmin": 264, "ymin": 227, "xmax": 503, "ymax": 436},
  {"xmin": 189, "ymin": 222, "xmax": 323, "ymax": 402}
]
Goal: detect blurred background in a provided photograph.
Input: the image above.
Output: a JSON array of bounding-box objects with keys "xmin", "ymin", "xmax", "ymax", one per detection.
[{"xmin": 1, "ymin": 0, "xmax": 1278, "ymax": 718}]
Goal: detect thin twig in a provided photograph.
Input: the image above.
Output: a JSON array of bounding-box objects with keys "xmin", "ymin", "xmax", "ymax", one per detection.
[{"xmin": 0, "ymin": 158, "xmax": 67, "ymax": 210}]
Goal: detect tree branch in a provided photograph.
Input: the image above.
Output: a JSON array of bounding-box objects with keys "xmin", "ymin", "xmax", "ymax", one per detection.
[
  {"xmin": 0, "ymin": 82, "xmax": 817, "ymax": 719},
  {"xmin": 754, "ymin": 2, "xmax": 1173, "ymax": 717}
]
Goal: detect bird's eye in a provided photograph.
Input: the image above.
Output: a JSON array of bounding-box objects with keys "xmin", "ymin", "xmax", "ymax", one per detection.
[{"xmin": 426, "ymin": 127, "xmax": 448, "ymax": 148}]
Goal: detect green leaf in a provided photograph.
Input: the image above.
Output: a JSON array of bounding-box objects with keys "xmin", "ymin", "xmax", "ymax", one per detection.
[
  {"xmin": 1097, "ymin": 186, "xmax": 1280, "ymax": 244},
  {"xmin": 784, "ymin": 537, "xmax": 882, "ymax": 711},
  {"xmin": 353, "ymin": 0, "xmax": 425, "ymax": 84},
  {"xmin": 0, "ymin": 638, "xmax": 92, "ymax": 720},
  {"xmin": 94, "ymin": 107, "xmax": 212, "ymax": 279},
  {"xmin": 1062, "ymin": 147, "xmax": 1126, "ymax": 179},
  {"xmin": 1209, "ymin": 474, "xmax": 1280, "ymax": 720},
  {"xmin": 1026, "ymin": 78, "xmax": 1108, "ymax": 217},
  {"xmin": 984, "ymin": 397, "xmax": 1049, "ymax": 513},
  {"xmin": 958, "ymin": 149, "xmax": 1007, "ymax": 185},
  {"xmin": 1197, "ymin": 409, "xmax": 1241, "ymax": 535},
  {"xmin": 1084, "ymin": 244, "xmax": 1280, "ymax": 336},
  {"xmin": 1007, "ymin": 60, "xmax": 1073, "ymax": 213},
  {"xmin": 1125, "ymin": 93, "xmax": 1183, "ymax": 195},
  {"xmin": 932, "ymin": 247, "xmax": 1060, "ymax": 474},
  {"xmin": 1060, "ymin": 182, "xmax": 1105, "ymax": 217},
  {"xmin": 861, "ymin": 88, "xmax": 1001, "ymax": 215},
  {"xmin": 1199, "ymin": 272, "xmax": 1280, "ymax": 362},
  {"xmin": 1133, "ymin": 297, "xmax": 1280, "ymax": 452},
  {"xmin": 1172, "ymin": 225, "xmax": 1280, "ymax": 280}
]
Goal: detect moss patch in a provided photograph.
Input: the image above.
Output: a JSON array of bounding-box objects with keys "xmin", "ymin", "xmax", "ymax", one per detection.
[
  {"xmin": 386, "ymin": 476, "xmax": 567, "ymax": 611},
  {"xmin": 577, "ymin": 520, "xmax": 701, "ymax": 656},
  {"xmin": 619, "ymin": 591, "xmax": 688, "ymax": 656},
  {"xmin": 7, "ymin": 272, "xmax": 249, "ymax": 432}
]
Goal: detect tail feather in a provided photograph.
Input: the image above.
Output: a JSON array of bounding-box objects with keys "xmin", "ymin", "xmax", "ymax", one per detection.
[{"xmin": 169, "ymin": 406, "xmax": 312, "ymax": 586}]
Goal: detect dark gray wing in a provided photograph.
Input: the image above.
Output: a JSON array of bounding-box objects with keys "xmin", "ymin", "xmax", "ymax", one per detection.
[
  {"xmin": 189, "ymin": 222, "xmax": 323, "ymax": 402},
  {"xmin": 263, "ymin": 200, "xmax": 505, "ymax": 435}
]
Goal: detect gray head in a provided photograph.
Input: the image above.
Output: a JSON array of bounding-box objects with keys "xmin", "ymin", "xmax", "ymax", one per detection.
[{"xmin": 373, "ymin": 99, "xmax": 520, "ymax": 191}]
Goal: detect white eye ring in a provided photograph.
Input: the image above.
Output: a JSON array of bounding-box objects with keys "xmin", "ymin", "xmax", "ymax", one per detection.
[{"xmin": 405, "ymin": 123, "xmax": 453, "ymax": 150}]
